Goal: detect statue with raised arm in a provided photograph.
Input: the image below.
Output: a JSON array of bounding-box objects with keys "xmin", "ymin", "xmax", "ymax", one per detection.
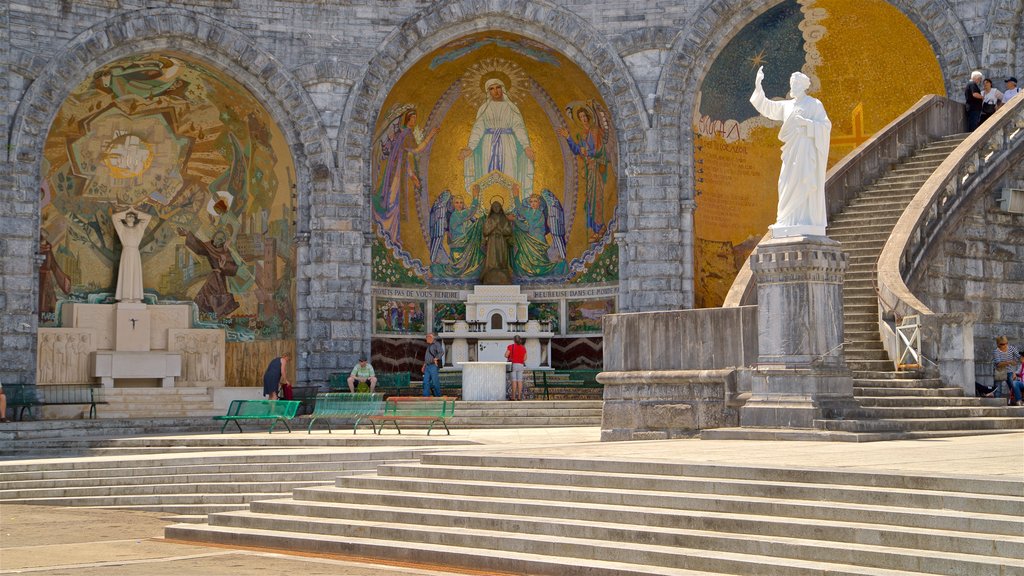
[
  {"xmin": 750, "ymin": 66, "xmax": 831, "ymax": 238},
  {"xmin": 111, "ymin": 207, "xmax": 152, "ymax": 302}
]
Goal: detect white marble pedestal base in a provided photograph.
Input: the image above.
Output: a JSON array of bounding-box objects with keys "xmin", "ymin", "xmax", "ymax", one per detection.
[{"xmin": 461, "ymin": 361, "xmax": 508, "ymax": 401}]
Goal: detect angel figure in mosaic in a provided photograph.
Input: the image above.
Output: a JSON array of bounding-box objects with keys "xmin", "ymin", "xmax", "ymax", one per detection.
[
  {"xmin": 559, "ymin": 101, "xmax": 613, "ymax": 242},
  {"xmin": 372, "ymin": 105, "xmax": 438, "ymax": 245},
  {"xmin": 509, "ymin": 184, "xmax": 561, "ymax": 277},
  {"xmin": 429, "ymin": 185, "xmax": 484, "ymax": 267}
]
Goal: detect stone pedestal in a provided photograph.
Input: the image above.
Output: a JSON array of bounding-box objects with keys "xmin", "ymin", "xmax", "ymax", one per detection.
[
  {"xmin": 740, "ymin": 236, "xmax": 861, "ymax": 428},
  {"xmin": 461, "ymin": 361, "xmax": 508, "ymax": 401},
  {"xmin": 115, "ymin": 302, "xmax": 151, "ymax": 351}
]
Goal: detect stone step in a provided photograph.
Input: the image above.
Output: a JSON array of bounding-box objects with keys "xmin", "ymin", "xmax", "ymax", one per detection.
[
  {"xmin": 858, "ymin": 397, "xmax": 1007, "ymax": 408},
  {"xmin": 193, "ymin": 506, "xmax": 1017, "ymax": 576},
  {"xmin": 857, "ymin": 406, "xmax": 1024, "ymax": 419},
  {"xmin": 188, "ymin": 506, "xmax": 1011, "ymax": 573},
  {"xmin": 818, "ymin": 417, "xmax": 1024, "ymax": 433},
  {"xmin": 0, "ymin": 479, "xmax": 338, "ymax": 500},
  {"xmin": 0, "ymin": 459, "xmax": 402, "ymax": 489},
  {"xmin": 4, "ymin": 492, "xmax": 273, "ymax": 508},
  {"xmin": 854, "ymin": 378, "xmax": 947, "ymax": 388},
  {"xmin": 854, "ymin": 387, "xmax": 965, "ymax": 397},
  {"xmin": 848, "ymin": 360, "xmax": 898, "ymax": 371},
  {"xmin": 98, "ymin": 503, "xmax": 252, "ymax": 516},
  {"xmin": 331, "ymin": 461, "xmax": 1019, "ymax": 528},
  {"xmin": 167, "ymin": 523, "xmax": 732, "ymax": 576},
  {"xmin": 852, "ymin": 370, "xmax": 929, "ymax": 380},
  {"xmin": 0, "ymin": 457, "xmax": 408, "ymax": 483},
  {"xmin": 452, "ymin": 408, "xmax": 603, "ymax": 417},
  {"xmin": 365, "ymin": 463, "xmax": 1017, "ymax": 514},
  {"xmin": 243, "ymin": 492, "xmax": 1020, "ymax": 558},
  {"xmin": 845, "ymin": 347, "xmax": 888, "ymax": 357},
  {"xmin": 0, "ymin": 448, "xmax": 424, "ymax": 473}
]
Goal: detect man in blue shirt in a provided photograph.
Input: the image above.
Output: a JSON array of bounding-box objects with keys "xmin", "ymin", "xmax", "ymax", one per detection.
[{"xmin": 422, "ymin": 333, "xmax": 445, "ymax": 397}]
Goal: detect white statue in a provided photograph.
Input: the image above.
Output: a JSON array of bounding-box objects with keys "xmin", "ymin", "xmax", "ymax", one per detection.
[
  {"xmin": 112, "ymin": 207, "xmax": 152, "ymax": 302},
  {"xmin": 750, "ymin": 66, "xmax": 831, "ymax": 238}
]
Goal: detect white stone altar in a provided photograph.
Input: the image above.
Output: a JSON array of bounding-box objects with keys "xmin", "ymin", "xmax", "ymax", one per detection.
[
  {"xmin": 460, "ymin": 361, "xmax": 508, "ymax": 401},
  {"xmin": 43, "ymin": 301, "xmax": 223, "ymax": 390},
  {"xmin": 441, "ymin": 285, "xmax": 554, "ymax": 369}
]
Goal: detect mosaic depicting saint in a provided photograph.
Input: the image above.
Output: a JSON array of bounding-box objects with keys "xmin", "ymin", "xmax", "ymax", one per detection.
[
  {"xmin": 559, "ymin": 100, "xmax": 613, "ymax": 242},
  {"xmin": 372, "ymin": 105, "xmax": 439, "ymax": 244},
  {"xmin": 460, "ymin": 60, "xmax": 535, "ymax": 197}
]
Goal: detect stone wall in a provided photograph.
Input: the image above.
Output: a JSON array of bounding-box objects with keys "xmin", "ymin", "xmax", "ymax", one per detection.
[
  {"xmin": 911, "ymin": 167, "xmax": 1024, "ymax": 383},
  {"xmin": 599, "ymin": 306, "xmax": 756, "ymax": 440},
  {"xmin": 0, "ymin": 0, "xmax": 1014, "ymax": 385}
]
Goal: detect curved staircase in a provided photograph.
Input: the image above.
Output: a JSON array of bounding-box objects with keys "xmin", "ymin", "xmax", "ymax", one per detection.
[{"xmin": 828, "ymin": 134, "xmax": 1023, "ymax": 435}]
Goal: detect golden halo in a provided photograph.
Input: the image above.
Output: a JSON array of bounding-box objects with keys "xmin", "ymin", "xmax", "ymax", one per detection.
[
  {"xmin": 488, "ymin": 194, "xmax": 505, "ymax": 208},
  {"xmin": 461, "ymin": 58, "xmax": 529, "ymax": 108}
]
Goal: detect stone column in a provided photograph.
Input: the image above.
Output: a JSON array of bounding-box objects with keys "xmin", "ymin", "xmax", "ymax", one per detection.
[{"xmin": 741, "ymin": 236, "xmax": 860, "ymax": 428}]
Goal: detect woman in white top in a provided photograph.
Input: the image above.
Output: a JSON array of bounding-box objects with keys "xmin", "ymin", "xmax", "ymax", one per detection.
[{"xmin": 981, "ymin": 78, "xmax": 1003, "ymax": 124}]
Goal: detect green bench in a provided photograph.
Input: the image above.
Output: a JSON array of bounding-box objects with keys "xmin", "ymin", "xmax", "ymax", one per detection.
[
  {"xmin": 369, "ymin": 396, "xmax": 457, "ymax": 435},
  {"xmin": 529, "ymin": 369, "xmax": 603, "ymax": 400},
  {"xmin": 4, "ymin": 383, "xmax": 106, "ymax": 420},
  {"xmin": 306, "ymin": 392, "xmax": 384, "ymax": 434},
  {"xmin": 213, "ymin": 400, "xmax": 301, "ymax": 433}
]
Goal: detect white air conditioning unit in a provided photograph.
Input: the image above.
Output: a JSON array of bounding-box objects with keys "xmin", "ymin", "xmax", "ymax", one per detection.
[{"xmin": 998, "ymin": 188, "xmax": 1024, "ymax": 214}]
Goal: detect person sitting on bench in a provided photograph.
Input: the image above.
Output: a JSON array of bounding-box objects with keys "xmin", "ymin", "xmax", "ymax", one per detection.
[{"xmin": 348, "ymin": 357, "xmax": 378, "ymax": 393}]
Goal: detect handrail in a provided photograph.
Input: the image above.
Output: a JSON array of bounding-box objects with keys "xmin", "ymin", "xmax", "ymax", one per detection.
[
  {"xmin": 724, "ymin": 95, "xmax": 963, "ymax": 307},
  {"xmin": 877, "ymin": 93, "xmax": 1024, "ymax": 387}
]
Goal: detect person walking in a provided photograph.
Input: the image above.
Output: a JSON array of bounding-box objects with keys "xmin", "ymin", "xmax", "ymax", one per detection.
[
  {"xmin": 505, "ymin": 335, "xmax": 528, "ymax": 401},
  {"xmin": 422, "ymin": 333, "xmax": 445, "ymax": 397},
  {"xmin": 262, "ymin": 352, "xmax": 291, "ymax": 400}
]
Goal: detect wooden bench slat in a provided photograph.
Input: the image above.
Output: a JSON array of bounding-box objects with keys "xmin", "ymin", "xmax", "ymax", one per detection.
[{"xmin": 368, "ymin": 396, "xmax": 456, "ymax": 435}]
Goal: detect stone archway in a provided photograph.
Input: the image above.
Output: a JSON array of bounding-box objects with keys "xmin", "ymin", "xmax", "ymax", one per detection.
[
  {"xmin": 983, "ymin": 0, "xmax": 1024, "ymax": 79},
  {"xmin": 651, "ymin": 0, "xmax": 974, "ymax": 307},
  {"xmin": 335, "ymin": 0, "xmax": 674, "ymax": 325},
  {"xmin": 658, "ymin": 0, "xmax": 977, "ymax": 201},
  {"xmin": 5, "ymin": 7, "xmax": 333, "ymax": 382}
]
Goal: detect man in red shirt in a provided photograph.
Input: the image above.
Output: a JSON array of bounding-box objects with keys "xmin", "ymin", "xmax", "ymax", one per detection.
[{"xmin": 504, "ymin": 335, "xmax": 527, "ymax": 401}]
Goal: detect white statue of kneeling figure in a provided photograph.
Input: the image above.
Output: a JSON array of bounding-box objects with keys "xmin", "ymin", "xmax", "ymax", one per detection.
[{"xmin": 750, "ymin": 65, "xmax": 832, "ymax": 238}]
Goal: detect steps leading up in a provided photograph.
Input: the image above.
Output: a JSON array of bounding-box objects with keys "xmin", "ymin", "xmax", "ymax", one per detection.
[
  {"xmin": 0, "ymin": 445, "xmax": 426, "ymax": 518},
  {"xmin": 817, "ymin": 133, "xmax": 1023, "ymax": 436},
  {"xmin": 166, "ymin": 452, "xmax": 1024, "ymax": 576}
]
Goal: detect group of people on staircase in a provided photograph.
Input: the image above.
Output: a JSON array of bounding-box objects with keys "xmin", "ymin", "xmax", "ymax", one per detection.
[{"xmin": 965, "ymin": 71, "xmax": 1018, "ymax": 132}]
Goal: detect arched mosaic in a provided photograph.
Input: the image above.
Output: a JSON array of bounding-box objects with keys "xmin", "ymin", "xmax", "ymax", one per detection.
[
  {"xmin": 39, "ymin": 53, "xmax": 297, "ymax": 376},
  {"xmin": 371, "ymin": 31, "xmax": 620, "ymax": 290},
  {"xmin": 691, "ymin": 0, "xmax": 945, "ymax": 307}
]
